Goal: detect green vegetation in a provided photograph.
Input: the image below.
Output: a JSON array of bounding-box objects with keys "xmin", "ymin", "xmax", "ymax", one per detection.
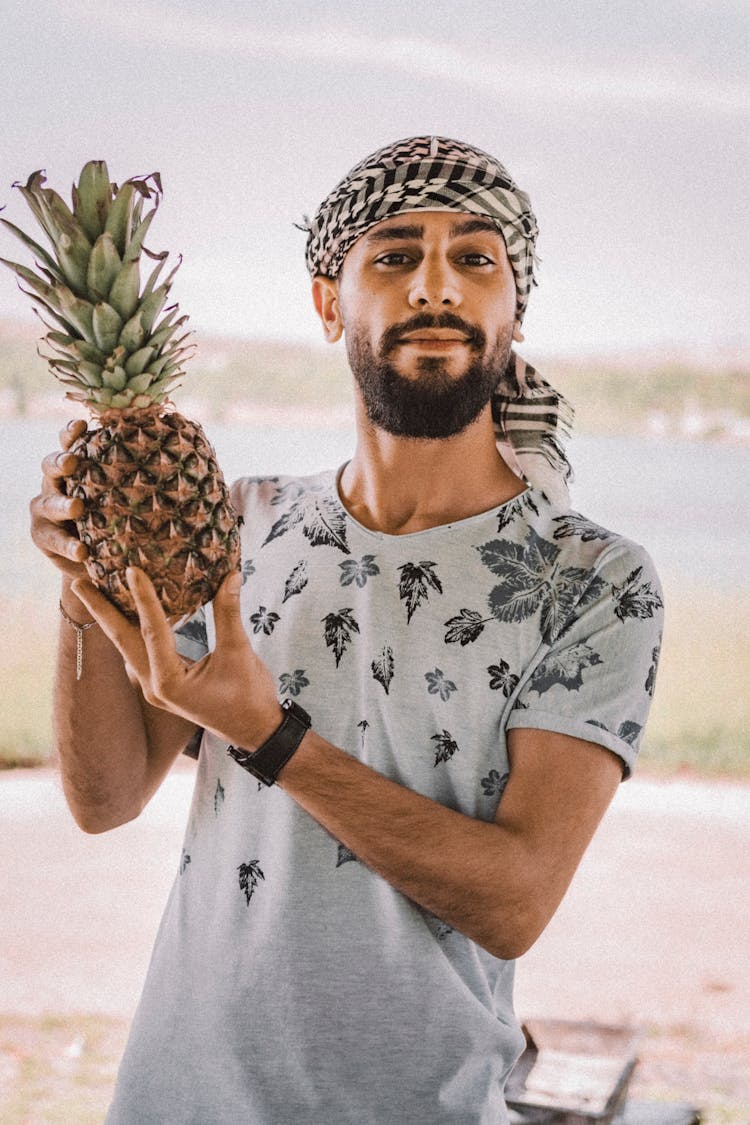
[
  {"xmin": 0, "ymin": 318, "xmax": 354, "ymax": 415},
  {"xmin": 548, "ymin": 354, "xmax": 750, "ymax": 438},
  {"xmin": 1, "ymin": 317, "xmax": 748, "ymax": 433},
  {"xmin": 640, "ymin": 587, "xmax": 750, "ymax": 779}
]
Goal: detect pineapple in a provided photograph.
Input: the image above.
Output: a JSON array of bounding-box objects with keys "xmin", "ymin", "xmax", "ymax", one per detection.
[{"xmin": 1, "ymin": 161, "xmax": 240, "ymax": 619}]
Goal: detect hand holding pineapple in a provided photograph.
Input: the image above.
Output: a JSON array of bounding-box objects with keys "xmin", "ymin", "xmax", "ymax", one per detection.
[
  {"xmin": 30, "ymin": 419, "xmax": 90, "ymax": 580},
  {"xmin": 72, "ymin": 565, "xmax": 284, "ymax": 754},
  {"xmin": 4, "ymin": 161, "xmax": 240, "ymax": 619}
]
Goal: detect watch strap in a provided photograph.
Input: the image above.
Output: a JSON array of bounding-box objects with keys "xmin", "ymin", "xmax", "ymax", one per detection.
[{"xmin": 227, "ymin": 699, "xmax": 311, "ymax": 786}]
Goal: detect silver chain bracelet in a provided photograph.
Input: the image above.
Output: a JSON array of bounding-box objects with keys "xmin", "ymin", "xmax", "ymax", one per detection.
[{"xmin": 59, "ymin": 600, "xmax": 97, "ymax": 680}]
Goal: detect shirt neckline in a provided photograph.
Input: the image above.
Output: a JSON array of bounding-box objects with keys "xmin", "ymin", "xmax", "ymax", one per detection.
[{"xmin": 331, "ymin": 462, "xmax": 535, "ymax": 542}]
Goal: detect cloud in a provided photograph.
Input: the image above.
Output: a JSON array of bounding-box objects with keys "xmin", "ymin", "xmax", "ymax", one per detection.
[{"xmin": 59, "ymin": 0, "xmax": 748, "ymax": 117}]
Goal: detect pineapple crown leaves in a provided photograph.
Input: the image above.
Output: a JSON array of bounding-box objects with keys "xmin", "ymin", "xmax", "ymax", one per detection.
[{"xmin": 0, "ymin": 161, "xmax": 193, "ymax": 413}]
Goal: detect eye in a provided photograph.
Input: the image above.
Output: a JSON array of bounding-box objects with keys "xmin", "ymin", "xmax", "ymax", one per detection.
[
  {"xmin": 374, "ymin": 252, "xmax": 413, "ymax": 267},
  {"xmin": 459, "ymin": 253, "xmax": 495, "ymax": 267}
]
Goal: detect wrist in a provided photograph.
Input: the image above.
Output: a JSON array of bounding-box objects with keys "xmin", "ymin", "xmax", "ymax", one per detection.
[
  {"xmin": 60, "ymin": 576, "xmax": 97, "ymax": 624},
  {"xmin": 228, "ymin": 699, "xmax": 311, "ymax": 787}
]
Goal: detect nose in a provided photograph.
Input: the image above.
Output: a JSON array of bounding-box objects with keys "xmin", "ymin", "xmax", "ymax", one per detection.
[{"xmin": 408, "ymin": 253, "xmax": 462, "ymax": 309}]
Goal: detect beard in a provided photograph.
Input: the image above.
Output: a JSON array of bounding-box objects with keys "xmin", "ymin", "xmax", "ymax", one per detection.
[{"xmin": 345, "ymin": 311, "xmax": 514, "ymax": 440}]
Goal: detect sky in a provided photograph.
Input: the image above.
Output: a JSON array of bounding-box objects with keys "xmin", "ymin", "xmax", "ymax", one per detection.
[{"xmin": 1, "ymin": 0, "xmax": 748, "ymax": 358}]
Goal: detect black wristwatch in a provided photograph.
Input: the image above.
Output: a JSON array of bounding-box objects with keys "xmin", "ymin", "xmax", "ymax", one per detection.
[{"xmin": 227, "ymin": 699, "xmax": 312, "ymax": 787}]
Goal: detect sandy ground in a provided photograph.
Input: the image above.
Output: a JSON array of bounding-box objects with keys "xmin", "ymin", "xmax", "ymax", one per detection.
[{"xmin": 1, "ymin": 765, "xmax": 748, "ymax": 1108}]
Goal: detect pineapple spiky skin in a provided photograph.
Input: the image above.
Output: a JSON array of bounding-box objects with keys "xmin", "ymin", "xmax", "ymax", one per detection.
[
  {"xmin": 1, "ymin": 161, "xmax": 242, "ymax": 618},
  {"xmin": 68, "ymin": 407, "xmax": 240, "ymax": 620}
]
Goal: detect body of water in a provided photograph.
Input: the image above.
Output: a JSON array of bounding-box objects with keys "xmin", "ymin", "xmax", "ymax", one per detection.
[{"xmin": 2, "ymin": 417, "xmax": 747, "ymax": 597}]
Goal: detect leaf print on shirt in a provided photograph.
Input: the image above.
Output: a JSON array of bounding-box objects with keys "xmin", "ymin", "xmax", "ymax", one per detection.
[
  {"xmin": 585, "ymin": 718, "xmax": 643, "ymax": 745},
  {"xmin": 264, "ymin": 489, "xmax": 350, "ymax": 554},
  {"xmin": 611, "ymin": 566, "xmax": 664, "ymax": 622},
  {"xmin": 270, "ymin": 480, "xmax": 305, "ymax": 506},
  {"xmin": 444, "ymin": 608, "xmax": 491, "ymax": 646},
  {"xmin": 279, "ymin": 669, "xmax": 310, "ymax": 697},
  {"xmin": 398, "ymin": 561, "xmax": 443, "ymax": 623},
  {"xmin": 339, "ymin": 554, "xmax": 380, "ymax": 588},
  {"xmin": 618, "ymin": 720, "xmax": 642, "ymax": 745},
  {"xmin": 175, "ymin": 612, "xmax": 207, "ymax": 650},
  {"xmin": 336, "ymin": 844, "xmax": 358, "ymax": 868},
  {"xmin": 478, "ymin": 526, "xmax": 607, "ymax": 644},
  {"xmin": 425, "ymin": 668, "xmax": 457, "ymax": 701},
  {"xmin": 372, "ymin": 645, "xmax": 394, "ymax": 694},
  {"xmin": 238, "ymin": 860, "xmax": 265, "ymax": 905},
  {"xmin": 496, "ymin": 491, "xmax": 540, "ymax": 532},
  {"xmin": 645, "ymin": 643, "xmax": 661, "ymax": 697},
  {"xmin": 214, "ymin": 778, "xmax": 225, "ymax": 815},
  {"xmin": 432, "ymin": 729, "xmax": 460, "ymax": 766},
  {"xmin": 487, "ymin": 660, "xmax": 520, "ymax": 697},
  {"xmin": 179, "ymin": 849, "xmax": 191, "ymax": 874},
  {"xmin": 241, "ymin": 558, "xmax": 256, "ymax": 584},
  {"xmin": 250, "ymin": 606, "xmax": 280, "ymax": 635},
  {"xmin": 481, "ymin": 769, "xmax": 509, "ymax": 797},
  {"xmin": 358, "ymin": 719, "xmax": 369, "ymax": 750},
  {"xmin": 322, "ymin": 609, "xmax": 360, "ymax": 666},
  {"xmin": 552, "ymin": 513, "xmax": 614, "ymax": 542},
  {"xmin": 528, "ymin": 643, "xmax": 603, "ymax": 693},
  {"xmin": 282, "ymin": 560, "xmax": 309, "ymax": 603}
]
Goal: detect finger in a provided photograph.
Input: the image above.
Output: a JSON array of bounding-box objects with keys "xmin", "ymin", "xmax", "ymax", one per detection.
[
  {"xmin": 125, "ymin": 567, "xmax": 183, "ymax": 682},
  {"xmin": 29, "ymin": 497, "xmax": 88, "ymax": 564},
  {"xmin": 72, "ymin": 577, "xmax": 148, "ymax": 671},
  {"xmin": 41, "ymin": 449, "xmax": 80, "ymax": 491},
  {"xmin": 212, "ymin": 570, "xmax": 245, "ymax": 651},
  {"xmin": 59, "ymin": 418, "xmax": 87, "ymax": 451},
  {"xmin": 33, "ymin": 488, "xmax": 84, "ymax": 522}
]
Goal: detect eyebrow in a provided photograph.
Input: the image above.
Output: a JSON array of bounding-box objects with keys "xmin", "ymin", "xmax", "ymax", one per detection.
[{"xmin": 365, "ymin": 217, "xmax": 500, "ymax": 244}]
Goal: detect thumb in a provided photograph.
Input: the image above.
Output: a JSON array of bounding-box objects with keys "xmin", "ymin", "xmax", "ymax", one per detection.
[{"xmin": 212, "ymin": 569, "xmax": 245, "ymax": 649}]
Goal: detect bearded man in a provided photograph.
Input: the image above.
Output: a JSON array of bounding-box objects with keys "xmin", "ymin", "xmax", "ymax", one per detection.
[{"xmin": 32, "ymin": 136, "xmax": 664, "ymax": 1124}]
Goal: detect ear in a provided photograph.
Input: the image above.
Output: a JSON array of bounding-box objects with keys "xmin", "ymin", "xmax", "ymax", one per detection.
[
  {"xmin": 312, "ymin": 276, "xmax": 343, "ymax": 343},
  {"xmin": 512, "ymin": 321, "xmax": 525, "ymax": 343}
]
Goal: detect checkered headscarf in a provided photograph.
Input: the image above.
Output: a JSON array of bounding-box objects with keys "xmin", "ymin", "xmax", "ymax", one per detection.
[{"xmin": 303, "ymin": 135, "xmax": 573, "ymax": 504}]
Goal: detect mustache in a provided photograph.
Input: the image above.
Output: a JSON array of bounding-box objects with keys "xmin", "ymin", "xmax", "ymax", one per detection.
[{"xmin": 379, "ymin": 312, "xmax": 486, "ymax": 357}]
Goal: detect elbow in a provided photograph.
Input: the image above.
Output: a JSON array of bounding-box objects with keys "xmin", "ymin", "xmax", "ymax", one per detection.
[
  {"xmin": 478, "ymin": 901, "xmax": 551, "ymax": 961},
  {"xmin": 487, "ymin": 931, "xmax": 540, "ymax": 961},
  {"xmin": 74, "ymin": 809, "xmax": 139, "ymax": 834},
  {"xmin": 62, "ymin": 781, "xmax": 144, "ymax": 835},
  {"xmin": 482, "ymin": 930, "xmax": 537, "ymax": 962},
  {"xmin": 72, "ymin": 804, "xmax": 142, "ymax": 834}
]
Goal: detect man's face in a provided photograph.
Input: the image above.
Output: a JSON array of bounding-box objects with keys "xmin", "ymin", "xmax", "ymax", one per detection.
[{"xmin": 315, "ymin": 211, "xmax": 520, "ymax": 440}]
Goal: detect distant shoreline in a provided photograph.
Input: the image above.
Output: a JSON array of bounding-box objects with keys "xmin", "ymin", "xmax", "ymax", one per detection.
[
  {"xmin": 0, "ymin": 392, "xmax": 356, "ymax": 430},
  {"xmin": 1, "ymin": 391, "xmax": 748, "ymax": 446}
]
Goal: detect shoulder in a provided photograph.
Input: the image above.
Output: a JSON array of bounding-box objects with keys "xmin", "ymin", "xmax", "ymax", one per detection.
[
  {"xmin": 525, "ymin": 492, "xmax": 662, "ymax": 587},
  {"xmin": 229, "ymin": 468, "xmax": 338, "ymax": 519}
]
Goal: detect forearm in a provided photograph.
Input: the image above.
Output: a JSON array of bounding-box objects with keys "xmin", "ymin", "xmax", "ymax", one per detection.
[
  {"xmin": 279, "ymin": 731, "xmax": 536, "ymax": 959},
  {"xmin": 55, "ymin": 578, "xmax": 197, "ymax": 831}
]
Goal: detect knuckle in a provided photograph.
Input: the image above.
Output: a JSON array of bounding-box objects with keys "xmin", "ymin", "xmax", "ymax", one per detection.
[{"xmin": 60, "ymin": 419, "xmax": 86, "ymax": 449}]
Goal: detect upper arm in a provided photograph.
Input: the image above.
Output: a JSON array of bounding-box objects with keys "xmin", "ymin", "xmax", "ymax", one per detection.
[{"xmin": 493, "ymin": 727, "xmax": 622, "ymax": 950}]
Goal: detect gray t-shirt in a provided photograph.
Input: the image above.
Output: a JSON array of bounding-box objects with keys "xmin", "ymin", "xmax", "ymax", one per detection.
[{"xmin": 105, "ymin": 470, "xmax": 663, "ymax": 1124}]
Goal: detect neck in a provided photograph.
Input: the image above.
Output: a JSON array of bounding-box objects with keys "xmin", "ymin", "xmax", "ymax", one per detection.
[{"xmin": 339, "ymin": 401, "xmax": 526, "ymax": 535}]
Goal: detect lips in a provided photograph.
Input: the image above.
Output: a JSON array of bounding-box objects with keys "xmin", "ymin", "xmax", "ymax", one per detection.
[{"xmin": 399, "ymin": 330, "xmax": 470, "ymax": 344}]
